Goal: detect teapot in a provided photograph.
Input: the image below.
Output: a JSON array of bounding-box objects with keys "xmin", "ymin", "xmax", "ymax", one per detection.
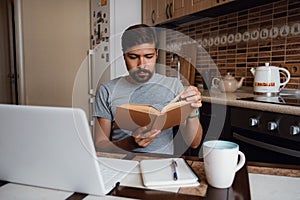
[
  {"xmin": 250, "ymin": 63, "xmax": 290, "ymax": 96},
  {"xmin": 212, "ymin": 73, "xmax": 245, "ymax": 92}
]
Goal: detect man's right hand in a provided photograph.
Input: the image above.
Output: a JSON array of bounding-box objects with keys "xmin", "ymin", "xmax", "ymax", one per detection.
[{"xmin": 132, "ymin": 127, "xmax": 161, "ymax": 148}]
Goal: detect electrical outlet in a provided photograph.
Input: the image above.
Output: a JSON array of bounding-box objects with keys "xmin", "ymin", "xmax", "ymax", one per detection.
[{"xmin": 282, "ymin": 64, "xmax": 300, "ymax": 77}]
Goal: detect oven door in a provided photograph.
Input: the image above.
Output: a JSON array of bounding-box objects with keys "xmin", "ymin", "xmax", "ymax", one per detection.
[
  {"xmin": 232, "ymin": 128, "xmax": 300, "ymax": 165},
  {"xmin": 231, "ymin": 107, "xmax": 300, "ymax": 165}
]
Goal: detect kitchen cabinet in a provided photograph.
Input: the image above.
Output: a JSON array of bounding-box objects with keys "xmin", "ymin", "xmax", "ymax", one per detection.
[
  {"xmin": 143, "ymin": 0, "xmax": 188, "ymax": 25},
  {"xmin": 142, "ymin": 0, "xmax": 157, "ymax": 25},
  {"xmin": 185, "ymin": 0, "xmax": 235, "ymax": 16},
  {"xmin": 157, "ymin": 0, "xmax": 187, "ymax": 24},
  {"xmin": 142, "ymin": 0, "xmax": 234, "ymax": 25}
]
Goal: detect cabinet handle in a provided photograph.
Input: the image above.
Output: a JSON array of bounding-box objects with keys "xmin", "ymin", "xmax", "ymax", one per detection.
[
  {"xmin": 169, "ymin": 2, "xmax": 173, "ymax": 18},
  {"xmin": 166, "ymin": 4, "xmax": 169, "ymax": 19},
  {"xmin": 151, "ymin": 10, "xmax": 155, "ymax": 24}
]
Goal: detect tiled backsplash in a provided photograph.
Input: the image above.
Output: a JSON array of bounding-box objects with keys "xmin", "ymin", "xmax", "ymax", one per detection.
[{"xmin": 165, "ymin": 0, "xmax": 300, "ymax": 89}]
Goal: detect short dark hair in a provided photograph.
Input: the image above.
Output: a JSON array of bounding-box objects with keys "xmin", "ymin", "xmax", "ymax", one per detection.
[{"xmin": 121, "ymin": 24, "xmax": 158, "ymax": 53}]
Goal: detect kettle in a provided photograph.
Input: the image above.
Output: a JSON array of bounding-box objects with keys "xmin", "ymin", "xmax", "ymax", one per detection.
[
  {"xmin": 212, "ymin": 72, "xmax": 245, "ymax": 92},
  {"xmin": 250, "ymin": 63, "xmax": 290, "ymax": 96}
]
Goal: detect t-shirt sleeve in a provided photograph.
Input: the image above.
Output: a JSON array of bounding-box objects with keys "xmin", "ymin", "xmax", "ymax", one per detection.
[{"xmin": 94, "ymin": 84, "xmax": 113, "ymax": 120}]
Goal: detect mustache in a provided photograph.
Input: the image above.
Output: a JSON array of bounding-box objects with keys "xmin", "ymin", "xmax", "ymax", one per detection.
[
  {"xmin": 137, "ymin": 68, "xmax": 151, "ymax": 73},
  {"xmin": 132, "ymin": 68, "xmax": 151, "ymax": 74}
]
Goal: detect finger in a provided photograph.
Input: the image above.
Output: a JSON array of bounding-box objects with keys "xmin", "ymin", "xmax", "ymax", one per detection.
[
  {"xmin": 191, "ymin": 100, "xmax": 202, "ymax": 108},
  {"xmin": 137, "ymin": 129, "xmax": 160, "ymax": 139},
  {"xmin": 135, "ymin": 137, "xmax": 153, "ymax": 147},
  {"xmin": 142, "ymin": 139, "xmax": 155, "ymax": 147},
  {"xmin": 185, "ymin": 92, "xmax": 201, "ymax": 103},
  {"xmin": 134, "ymin": 130, "xmax": 161, "ymax": 147},
  {"xmin": 132, "ymin": 126, "xmax": 148, "ymax": 137},
  {"xmin": 186, "ymin": 94, "xmax": 200, "ymax": 102},
  {"xmin": 181, "ymin": 86, "xmax": 199, "ymax": 98}
]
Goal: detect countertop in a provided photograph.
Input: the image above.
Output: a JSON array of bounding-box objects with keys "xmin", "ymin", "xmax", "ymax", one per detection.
[{"xmin": 200, "ymin": 87, "xmax": 300, "ymax": 116}]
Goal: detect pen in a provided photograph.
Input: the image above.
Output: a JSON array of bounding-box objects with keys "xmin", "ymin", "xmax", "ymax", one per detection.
[{"xmin": 171, "ymin": 159, "xmax": 178, "ymax": 181}]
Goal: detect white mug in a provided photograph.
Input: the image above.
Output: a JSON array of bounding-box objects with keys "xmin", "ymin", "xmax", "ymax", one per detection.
[{"xmin": 203, "ymin": 140, "xmax": 246, "ymax": 188}]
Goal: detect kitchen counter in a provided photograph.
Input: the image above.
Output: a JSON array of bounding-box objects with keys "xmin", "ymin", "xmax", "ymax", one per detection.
[
  {"xmin": 247, "ymin": 162, "xmax": 300, "ymax": 200},
  {"xmin": 247, "ymin": 162, "xmax": 300, "ymax": 177},
  {"xmin": 200, "ymin": 87, "xmax": 300, "ymax": 116}
]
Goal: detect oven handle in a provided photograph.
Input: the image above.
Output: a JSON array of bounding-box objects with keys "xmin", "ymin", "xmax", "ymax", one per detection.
[{"xmin": 233, "ymin": 132, "xmax": 300, "ymax": 158}]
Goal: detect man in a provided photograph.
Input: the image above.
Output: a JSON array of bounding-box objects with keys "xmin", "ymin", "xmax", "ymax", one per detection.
[{"xmin": 94, "ymin": 24, "xmax": 202, "ymax": 154}]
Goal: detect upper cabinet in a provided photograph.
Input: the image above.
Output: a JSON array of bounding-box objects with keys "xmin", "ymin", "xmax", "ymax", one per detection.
[
  {"xmin": 185, "ymin": 0, "xmax": 234, "ymax": 15},
  {"xmin": 142, "ymin": 0, "xmax": 157, "ymax": 25},
  {"xmin": 142, "ymin": 0, "xmax": 235, "ymax": 25},
  {"xmin": 143, "ymin": 0, "xmax": 188, "ymax": 25}
]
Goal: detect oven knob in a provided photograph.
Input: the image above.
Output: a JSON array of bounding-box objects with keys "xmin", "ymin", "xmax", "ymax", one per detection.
[
  {"xmin": 267, "ymin": 121, "xmax": 278, "ymax": 131},
  {"xmin": 249, "ymin": 118, "xmax": 259, "ymax": 127},
  {"xmin": 290, "ymin": 126, "xmax": 300, "ymax": 136}
]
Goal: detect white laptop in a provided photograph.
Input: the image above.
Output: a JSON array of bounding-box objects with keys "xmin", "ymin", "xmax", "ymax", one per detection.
[{"xmin": 0, "ymin": 104, "xmax": 138, "ymax": 196}]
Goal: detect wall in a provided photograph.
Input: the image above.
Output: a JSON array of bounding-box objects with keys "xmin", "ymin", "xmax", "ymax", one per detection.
[{"xmin": 166, "ymin": 0, "xmax": 300, "ymax": 89}]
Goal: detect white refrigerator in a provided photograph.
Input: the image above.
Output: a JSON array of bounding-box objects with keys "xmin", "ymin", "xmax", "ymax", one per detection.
[{"xmin": 14, "ymin": 0, "xmax": 141, "ymax": 133}]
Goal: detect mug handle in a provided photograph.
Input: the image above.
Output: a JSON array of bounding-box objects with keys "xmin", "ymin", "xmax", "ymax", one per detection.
[
  {"xmin": 235, "ymin": 151, "xmax": 246, "ymax": 172},
  {"xmin": 211, "ymin": 77, "xmax": 220, "ymax": 88},
  {"xmin": 279, "ymin": 68, "xmax": 291, "ymax": 89}
]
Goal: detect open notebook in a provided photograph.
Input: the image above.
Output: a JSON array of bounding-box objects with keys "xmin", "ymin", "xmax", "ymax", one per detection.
[
  {"xmin": 0, "ymin": 104, "xmax": 138, "ymax": 196},
  {"xmin": 139, "ymin": 158, "xmax": 199, "ymax": 188}
]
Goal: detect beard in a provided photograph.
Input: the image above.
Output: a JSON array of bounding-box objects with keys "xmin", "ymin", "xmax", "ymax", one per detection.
[{"xmin": 129, "ymin": 68, "xmax": 153, "ymax": 83}]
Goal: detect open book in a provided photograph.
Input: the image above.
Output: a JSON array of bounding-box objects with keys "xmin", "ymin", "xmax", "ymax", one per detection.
[
  {"xmin": 115, "ymin": 98, "xmax": 194, "ymax": 131},
  {"xmin": 139, "ymin": 158, "xmax": 199, "ymax": 188}
]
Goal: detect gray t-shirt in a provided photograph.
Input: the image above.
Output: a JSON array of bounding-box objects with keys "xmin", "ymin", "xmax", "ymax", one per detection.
[{"xmin": 94, "ymin": 73, "xmax": 184, "ymax": 154}]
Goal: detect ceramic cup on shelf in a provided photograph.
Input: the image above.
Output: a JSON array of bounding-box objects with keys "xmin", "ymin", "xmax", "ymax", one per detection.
[{"xmin": 203, "ymin": 140, "xmax": 246, "ymax": 188}]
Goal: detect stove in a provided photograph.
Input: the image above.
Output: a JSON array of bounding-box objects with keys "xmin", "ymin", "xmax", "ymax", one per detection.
[
  {"xmin": 239, "ymin": 95, "xmax": 300, "ymax": 106},
  {"xmin": 238, "ymin": 89, "xmax": 300, "ymax": 106},
  {"xmin": 232, "ymin": 89, "xmax": 300, "ymax": 165}
]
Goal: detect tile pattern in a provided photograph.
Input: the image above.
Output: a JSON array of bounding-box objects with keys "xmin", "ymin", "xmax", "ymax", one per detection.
[{"xmin": 165, "ymin": 0, "xmax": 300, "ymax": 89}]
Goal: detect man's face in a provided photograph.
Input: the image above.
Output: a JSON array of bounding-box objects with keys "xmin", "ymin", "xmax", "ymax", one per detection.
[{"xmin": 124, "ymin": 43, "xmax": 157, "ymax": 83}]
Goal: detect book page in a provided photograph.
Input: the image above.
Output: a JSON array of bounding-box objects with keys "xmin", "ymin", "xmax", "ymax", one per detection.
[
  {"xmin": 115, "ymin": 107, "xmax": 158, "ymax": 131},
  {"xmin": 120, "ymin": 104, "xmax": 161, "ymax": 115},
  {"xmin": 161, "ymin": 101, "xmax": 191, "ymax": 113}
]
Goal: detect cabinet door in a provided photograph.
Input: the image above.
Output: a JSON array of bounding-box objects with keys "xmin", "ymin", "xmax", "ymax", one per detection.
[
  {"xmin": 142, "ymin": 0, "xmax": 158, "ymax": 25},
  {"xmin": 172, "ymin": 0, "xmax": 186, "ymax": 19},
  {"xmin": 156, "ymin": 0, "xmax": 168, "ymax": 24},
  {"xmin": 186, "ymin": 0, "xmax": 234, "ymax": 15},
  {"xmin": 143, "ymin": 0, "xmax": 235, "ymax": 25},
  {"xmin": 211, "ymin": 0, "xmax": 235, "ymax": 7},
  {"xmin": 157, "ymin": 0, "xmax": 175, "ymax": 24},
  {"xmin": 150, "ymin": 0, "xmax": 190, "ymax": 25},
  {"xmin": 186, "ymin": 0, "xmax": 213, "ymax": 15}
]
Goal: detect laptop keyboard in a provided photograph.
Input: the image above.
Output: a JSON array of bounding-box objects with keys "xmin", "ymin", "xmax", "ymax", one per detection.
[
  {"xmin": 96, "ymin": 157, "xmax": 139, "ymax": 192},
  {"xmin": 98, "ymin": 162, "xmax": 128, "ymax": 190}
]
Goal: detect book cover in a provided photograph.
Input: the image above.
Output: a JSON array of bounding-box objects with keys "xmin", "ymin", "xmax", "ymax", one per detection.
[
  {"xmin": 139, "ymin": 158, "xmax": 199, "ymax": 188},
  {"xmin": 115, "ymin": 100, "xmax": 194, "ymax": 131}
]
